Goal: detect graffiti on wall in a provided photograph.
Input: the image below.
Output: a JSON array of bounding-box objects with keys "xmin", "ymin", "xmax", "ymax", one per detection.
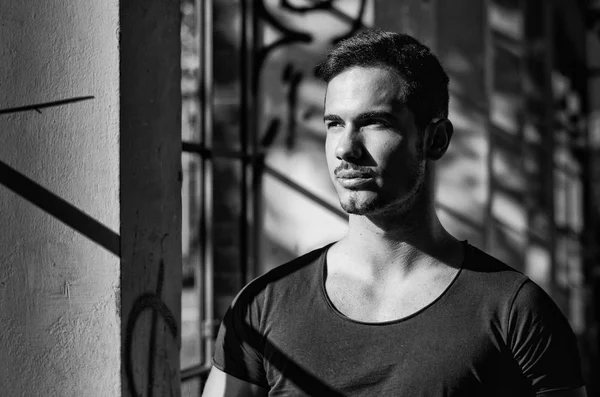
[{"xmin": 125, "ymin": 259, "xmax": 178, "ymax": 397}]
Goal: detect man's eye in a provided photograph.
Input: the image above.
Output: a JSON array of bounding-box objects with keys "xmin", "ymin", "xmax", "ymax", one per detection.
[
  {"xmin": 326, "ymin": 122, "xmax": 342, "ymax": 129},
  {"xmin": 365, "ymin": 120, "xmax": 390, "ymax": 128}
]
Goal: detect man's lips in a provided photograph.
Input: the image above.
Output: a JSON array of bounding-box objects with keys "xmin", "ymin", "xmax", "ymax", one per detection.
[{"xmin": 335, "ymin": 169, "xmax": 376, "ymax": 188}]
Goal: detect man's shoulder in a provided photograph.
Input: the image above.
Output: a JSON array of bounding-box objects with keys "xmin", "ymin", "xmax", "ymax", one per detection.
[
  {"xmin": 260, "ymin": 243, "xmax": 331, "ymax": 285},
  {"xmin": 232, "ymin": 243, "xmax": 330, "ymax": 305},
  {"xmin": 458, "ymin": 242, "xmax": 532, "ymax": 300},
  {"xmin": 463, "ymin": 243, "xmax": 528, "ymax": 279}
]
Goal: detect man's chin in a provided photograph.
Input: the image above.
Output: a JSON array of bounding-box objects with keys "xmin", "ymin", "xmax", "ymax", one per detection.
[
  {"xmin": 340, "ymin": 195, "xmax": 416, "ymax": 218},
  {"xmin": 340, "ymin": 199, "xmax": 381, "ymax": 216}
]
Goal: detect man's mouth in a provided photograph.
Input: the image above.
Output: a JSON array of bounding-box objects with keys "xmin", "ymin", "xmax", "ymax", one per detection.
[
  {"xmin": 335, "ymin": 170, "xmax": 373, "ymax": 179},
  {"xmin": 335, "ymin": 170, "xmax": 375, "ymax": 188}
]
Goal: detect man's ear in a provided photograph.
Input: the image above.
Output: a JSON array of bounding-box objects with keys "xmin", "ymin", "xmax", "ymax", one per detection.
[{"xmin": 425, "ymin": 118, "xmax": 453, "ymax": 161}]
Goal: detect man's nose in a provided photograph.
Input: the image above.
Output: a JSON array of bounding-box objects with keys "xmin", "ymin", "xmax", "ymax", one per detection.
[{"xmin": 335, "ymin": 127, "xmax": 363, "ymax": 161}]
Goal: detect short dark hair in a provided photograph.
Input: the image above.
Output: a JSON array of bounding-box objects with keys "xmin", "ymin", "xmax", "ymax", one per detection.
[{"xmin": 315, "ymin": 29, "xmax": 449, "ymax": 130}]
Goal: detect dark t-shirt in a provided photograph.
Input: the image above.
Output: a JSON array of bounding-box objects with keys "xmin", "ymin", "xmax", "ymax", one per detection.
[{"xmin": 213, "ymin": 242, "xmax": 584, "ymax": 396}]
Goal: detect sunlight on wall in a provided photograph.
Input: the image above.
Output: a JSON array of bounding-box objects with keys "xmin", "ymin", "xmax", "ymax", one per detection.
[
  {"xmin": 0, "ymin": 1, "xmax": 120, "ymax": 394},
  {"xmin": 490, "ymin": 93, "xmax": 520, "ymax": 135},
  {"xmin": 436, "ymin": 96, "xmax": 489, "ymax": 247},
  {"xmin": 524, "ymin": 243, "xmax": 551, "ymax": 289},
  {"xmin": 488, "ymin": 1, "xmax": 523, "ymax": 40},
  {"xmin": 263, "ymin": 144, "xmax": 347, "ymax": 270},
  {"xmin": 492, "ymin": 192, "xmax": 527, "ymax": 233}
]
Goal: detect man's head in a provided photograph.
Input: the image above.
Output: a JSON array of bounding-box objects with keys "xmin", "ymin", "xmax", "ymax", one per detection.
[
  {"xmin": 316, "ymin": 30, "xmax": 453, "ymax": 218},
  {"xmin": 315, "ymin": 29, "xmax": 450, "ymax": 133}
]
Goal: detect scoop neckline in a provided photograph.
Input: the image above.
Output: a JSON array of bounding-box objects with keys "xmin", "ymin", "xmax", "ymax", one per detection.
[{"xmin": 319, "ymin": 240, "xmax": 469, "ymax": 326}]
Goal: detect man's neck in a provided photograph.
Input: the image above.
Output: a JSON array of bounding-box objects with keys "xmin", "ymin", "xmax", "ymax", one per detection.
[{"xmin": 337, "ymin": 206, "xmax": 461, "ymax": 280}]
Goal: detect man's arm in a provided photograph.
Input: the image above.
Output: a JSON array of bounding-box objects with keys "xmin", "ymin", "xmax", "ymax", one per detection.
[{"xmin": 202, "ymin": 366, "xmax": 269, "ymax": 397}]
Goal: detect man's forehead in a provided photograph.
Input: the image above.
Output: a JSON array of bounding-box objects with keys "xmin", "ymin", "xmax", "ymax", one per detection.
[
  {"xmin": 324, "ymin": 66, "xmax": 409, "ymax": 108},
  {"xmin": 327, "ymin": 65, "xmax": 407, "ymax": 89},
  {"xmin": 324, "ymin": 77, "xmax": 411, "ymax": 121}
]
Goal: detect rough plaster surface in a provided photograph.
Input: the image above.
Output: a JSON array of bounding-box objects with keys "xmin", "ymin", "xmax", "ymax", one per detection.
[{"xmin": 0, "ymin": 0, "xmax": 120, "ymax": 396}]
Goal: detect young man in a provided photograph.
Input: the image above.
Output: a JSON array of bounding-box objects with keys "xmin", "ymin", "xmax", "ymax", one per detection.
[{"xmin": 203, "ymin": 30, "xmax": 586, "ymax": 396}]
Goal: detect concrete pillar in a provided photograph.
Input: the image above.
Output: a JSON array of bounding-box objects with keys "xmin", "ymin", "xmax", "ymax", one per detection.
[
  {"xmin": 120, "ymin": 0, "xmax": 182, "ymax": 396},
  {"xmin": 0, "ymin": 1, "xmax": 181, "ymax": 396}
]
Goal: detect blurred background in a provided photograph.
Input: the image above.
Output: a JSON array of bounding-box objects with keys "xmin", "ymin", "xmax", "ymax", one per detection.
[{"xmin": 179, "ymin": 0, "xmax": 600, "ymax": 395}]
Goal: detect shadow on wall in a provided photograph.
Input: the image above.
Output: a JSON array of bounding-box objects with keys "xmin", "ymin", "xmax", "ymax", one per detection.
[{"xmin": 0, "ymin": 97, "xmax": 120, "ymax": 257}]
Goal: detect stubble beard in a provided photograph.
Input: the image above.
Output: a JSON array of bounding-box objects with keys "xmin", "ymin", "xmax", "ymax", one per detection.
[{"xmin": 339, "ymin": 156, "xmax": 427, "ymax": 218}]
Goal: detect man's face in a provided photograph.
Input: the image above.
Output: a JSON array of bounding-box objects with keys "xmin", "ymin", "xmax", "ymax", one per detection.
[{"xmin": 324, "ymin": 66, "xmax": 426, "ymax": 216}]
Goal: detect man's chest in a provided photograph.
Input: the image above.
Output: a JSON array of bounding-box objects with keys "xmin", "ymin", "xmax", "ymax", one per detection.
[
  {"xmin": 261, "ymin": 313, "xmax": 528, "ymax": 396},
  {"xmin": 324, "ymin": 268, "xmax": 459, "ymax": 323}
]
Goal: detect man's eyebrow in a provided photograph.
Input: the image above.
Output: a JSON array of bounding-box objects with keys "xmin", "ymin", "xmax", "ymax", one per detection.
[
  {"xmin": 323, "ymin": 114, "xmax": 343, "ymax": 123},
  {"xmin": 355, "ymin": 111, "xmax": 397, "ymax": 121},
  {"xmin": 323, "ymin": 112, "xmax": 398, "ymax": 123}
]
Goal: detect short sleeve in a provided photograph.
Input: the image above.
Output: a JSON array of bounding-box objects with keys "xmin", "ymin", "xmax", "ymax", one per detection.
[
  {"xmin": 507, "ymin": 280, "xmax": 585, "ymax": 394},
  {"xmin": 212, "ymin": 284, "xmax": 269, "ymax": 388}
]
